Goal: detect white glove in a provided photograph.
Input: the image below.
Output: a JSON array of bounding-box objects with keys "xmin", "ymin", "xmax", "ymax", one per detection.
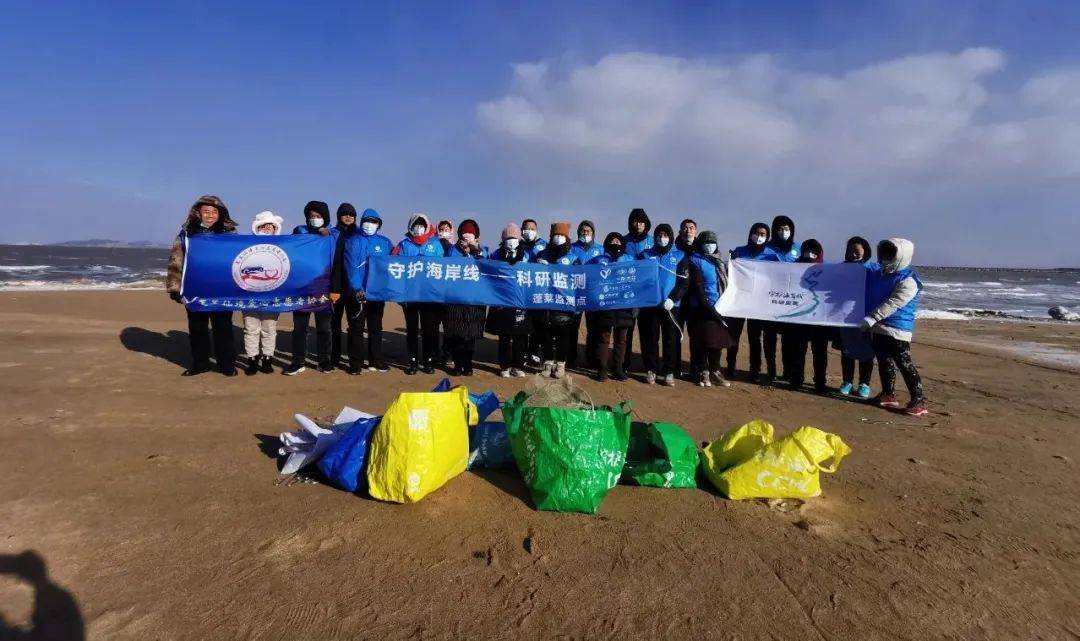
[
  {"xmin": 859, "ymin": 316, "xmax": 877, "ymax": 332},
  {"xmin": 537, "ymin": 259, "xmax": 549, "ymax": 265},
  {"xmin": 713, "ymin": 299, "xmax": 724, "ymax": 315},
  {"xmin": 662, "ymin": 298, "xmax": 675, "ymax": 311}
]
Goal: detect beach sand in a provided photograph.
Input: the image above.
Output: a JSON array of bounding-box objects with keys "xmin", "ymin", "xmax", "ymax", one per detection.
[{"xmin": 1, "ymin": 290, "xmax": 1078, "ymax": 640}]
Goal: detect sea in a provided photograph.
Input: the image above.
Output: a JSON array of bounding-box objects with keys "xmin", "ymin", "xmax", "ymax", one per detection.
[{"xmin": 1, "ymin": 244, "xmax": 1078, "ymax": 322}]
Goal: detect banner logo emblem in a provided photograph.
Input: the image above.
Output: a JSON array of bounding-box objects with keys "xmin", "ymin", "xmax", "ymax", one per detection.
[{"xmin": 232, "ymin": 244, "xmax": 291, "ymax": 292}]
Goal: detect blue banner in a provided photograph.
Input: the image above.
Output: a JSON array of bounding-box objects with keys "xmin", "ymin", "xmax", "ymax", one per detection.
[
  {"xmin": 180, "ymin": 234, "xmax": 335, "ymax": 312},
  {"xmin": 364, "ymin": 256, "xmax": 661, "ymax": 311}
]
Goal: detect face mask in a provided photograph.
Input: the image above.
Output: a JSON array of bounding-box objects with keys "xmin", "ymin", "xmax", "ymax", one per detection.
[
  {"xmin": 778, "ymin": 229, "xmax": 791, "ymax": 241},
  {"xmin": 657, "ymin": 236, "xmax": 670, "ymax": 248},
  {"xmin": 361, "ymin": 222, "xmax": 378, "ymax": 235},
  {"xmin": 702, "ymin": 242, "xmax": 717, "ymax": 255},
  {"xmin": 308, "ymin": 217, "xmax": 324, "ymax": 229},
  {"xmin": 255, "ymin": 227, "xmax": 275, "ymax": 236},
  {"xmin": 461, "ymin": 233, "xmax": 476, "ymax": 243},
  {"xmin": 522, "ymin": 229, "xmax": 537, "ymax": 241},
  {"xmin": 505, "ymin": 238, "xmax": 520, "ymax": 250},
  {"xmin": 751, "ymin": 234, "xmax": 766, "ymax": 245},
  {"xmin": 807, "ymin": 252, "xmax": 818, "ymax": 260},
  {"xmin": 579, "ymin": 234, "xmax": 592, "ymax": 244},
  {"xmin": 439, "ymin": 231, "xmax": 451, "ymax": 239},
  {"xmin": 551, "ymin": 235, "xmax": 567, "ymax": 246},
  {"xmin": 412, "ymin": 225, "xmax": 426, "ymax": 236}
]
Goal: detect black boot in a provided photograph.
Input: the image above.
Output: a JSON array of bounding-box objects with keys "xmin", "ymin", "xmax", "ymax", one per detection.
[
  {"xmin": 182, "ymin": 363, "xmax": 212, "ymax": 377},
  {"xmin": 244, "ymin": 356, "xmax": 259, "ymax": 376},
  {"xmin": 420, "ymin": 359, "xmax": 435, "ymax": 374},
  {"xmin": 260, "ymin": 355, "xmax": 274, "ymax": 374},
  {"xmin": 597, "ymin": 368, "xmax": 609, "ymax": 382},
  {"xmin": 405, "ymin": 359, "xmax": 418, "ymax": 375}
]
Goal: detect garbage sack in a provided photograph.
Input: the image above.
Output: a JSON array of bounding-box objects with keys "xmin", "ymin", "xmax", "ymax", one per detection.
[
  {"xmin": 621, "ymin": 421, "xmax": 699, "ymax": 488},
  {"xmin": 714, "ymin": 426, "xmax": 852, "ymax": 500},
  {"xmin": 365, "ymin": 386, "xmax": 478, "ymax": 503},
  {"xmin": 432, "ymin": 378, "xmax": 501, "ymax": 422},
  {"xmin": 317, "ymin": 416, "xmax": 380, "ymax": 493},
  {"xmin": 700, "ymin": 419, "xmax": 775, "ymax": 487},
  {"xmin": 503, "ymin": 391, "xmax": 632, "ymax": 514},
  {"xmin": 468, "ymin": 421, "xmax": 514, "ymax": 469},
  {"xmin": 279, "ymin": 407, "xmax": 376, "ymax": 475}
]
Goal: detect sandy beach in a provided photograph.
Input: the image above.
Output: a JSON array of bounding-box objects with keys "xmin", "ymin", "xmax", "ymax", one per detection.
[{"xmin": 1, "ymin": 290, "xmax": 1078, "ymax": 640}]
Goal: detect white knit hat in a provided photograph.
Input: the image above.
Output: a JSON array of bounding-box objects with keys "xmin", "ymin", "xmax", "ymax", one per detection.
[{"xmin": 251, "ymin": 211, "xmax": 283, "ymax": 235}]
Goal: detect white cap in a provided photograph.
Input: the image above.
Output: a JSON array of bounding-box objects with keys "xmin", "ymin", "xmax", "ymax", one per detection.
[{"xmin": 251, "ymin": 211, "xmax": 283, "ymax": 235}]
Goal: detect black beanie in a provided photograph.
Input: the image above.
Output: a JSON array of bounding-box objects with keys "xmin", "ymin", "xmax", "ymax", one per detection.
[
  {"xmin": 336, "ymin": 203, "xmax": 357, "ymax": 220},
  {"xmin": 578, "ymin": 220, "xmax": 596, "ymax": 235}
]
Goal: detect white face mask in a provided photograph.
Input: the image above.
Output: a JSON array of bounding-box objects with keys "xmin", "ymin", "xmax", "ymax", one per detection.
[
  {"xmin": 411, "ymin": 225, "xmax": 426, "ymax": 236},
  {"xmin": 522, "ymin": 229, "xmax": 537, "ymax": 241},
  {"xmin": 702, "ymin": 242, "xmax": 717, "ymax": 255},
  {"xmin": 751, "ymin": 234, "xmax": 766, "ymax": 245},
  {"xmin": 807, "ymin": 252, "xmax": 818, "ymax": 260},
  {"xmin": 439, "ymin": 231, "xmax": 452, "ymax": 239},
  {"xmin": 461, "ymin": 233, "xmax": 476, "ymax": 243},
  {"xmin": 551, "ymin": 234, "xmax": 567, "ymax": 246},
  {"xmin": 361, "ymin": 222, "xmax": 378, "ymax": 235},
  {"xmin": 505, "ymin": 238, "xmax": 520, "ymax": 250},
  {"xmin": 657, "ymin": 236, "xmax": 670, "ymax": 248},
  {"xmin": 778, "ymin": 228, "xmax": 791, "ymax": 241},
  {"xmin": 579, "ymin": 234, "xmax": 592, "ymax": 244},
  {"xmin": 308, "ymin": 217, "xmax": 324, "ymax": 229}
]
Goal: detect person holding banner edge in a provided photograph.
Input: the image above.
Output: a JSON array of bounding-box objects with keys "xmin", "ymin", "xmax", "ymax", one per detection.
[
  {"xmin": 640, "ymin": 223, "xmax": 685, "ymax": 386},
  {"xmin": 391, "ymin": 213, "xmax": 445, "ymax": 374},
  {"xmin": 521, "ymin": 218, "xmax": 548, "ymax": 369},
  {"xmin": 535, "ymin": 222, "xmax": 579, "ymax": 378},
  {"xmin": 725, "ymin": 221, "xmax": 776, "ymax": 382},
  {"xmin": 568, "ymin": 220, "xmax": 603, "ymax": 370},
  {"xmin": 783, "ymin": 239, "xmax": 831, "ymax": 393},
  {"xmin": 284, "ymin": 201, "xmax": 335, "ymax": 376},
  {"xmin": 331, "ymin": 207, "xmax": 392, "ymax": 374},
  {"xmin": 622, "ymin": 208, "xmax": 654, "ymax": 374},
  {"xmin": 763, "ymin": 214, "xmax": 800, "ymax": 385},
  {"xmin": 443, "ymin": 219, "xmax": 488, "ymax": 376},
  {"xmin": 329, "ymin": 203, "xmax": 358, "ymax": 370},
  {"xmin": 836, "ymin": 236, "xmax": 876, "ymax": 398},
  {"xmin": 590, "ymin": 232, "xmax": 635, "ymax": 381},
  {"xmin": 666, "ymin": 230, "xmax": 733, "ymax": 388},
  {"xmin": 165, "ymin": 194, "xmax": 239, "ymax": 376},
  {"xmin": 486, "ymin": 224, "xmax": 532, "ymax": 377},
  {"xmin": 242, "ymin": 210, "xmax": 284, "ymax": 375}
]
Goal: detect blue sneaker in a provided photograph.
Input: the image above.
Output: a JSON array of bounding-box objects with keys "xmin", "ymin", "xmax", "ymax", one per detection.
[
  {"xmin": 856, "ymin": 383, "xmax": 872, "ymax": 399},
  {"xmin": 838, "ymin": 382, "xmax": 853, "ymax": 395}
]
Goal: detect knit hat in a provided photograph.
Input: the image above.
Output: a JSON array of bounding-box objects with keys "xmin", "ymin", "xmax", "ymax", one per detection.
[
  {"xmin": 501, "ymin": 223, "xmax": 522, "ymax": 241},
  {"xmin": 550, "ymin": 222, "xmax": 571, "ymax": 238},
  {"xmin": 336, "ymin": 203, "xmax": 357, "ymax": 220},
  {"xmin": 458, "ymin": 219, "xmax": 479, "ymax": 238},
  {"xmin": 304, "ymin": 200, "xmax": 330, "ymax": 221},
  {"xmin": 578, "ymin": 220, "xmax": 595, "ymax": 235},
  {"xmin": 251, "ymin": 211, "xmax": 283, "ymax": 235},
  {"xmin": 697, "ymin": 230, "xmax": 719, "ymax": 252}
]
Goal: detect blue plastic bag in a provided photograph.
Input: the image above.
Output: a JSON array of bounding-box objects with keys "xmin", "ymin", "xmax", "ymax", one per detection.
[
  {"xmin": 317, "ymin": 416, "xmax": 379, "ymax": 492},
  {"xmin": 468, "ymin": 421, "xmax": 514, "ymax": 469},
  {"xmin": 432, "ymin": 378, "xmax": 500, "ymax": 422}
]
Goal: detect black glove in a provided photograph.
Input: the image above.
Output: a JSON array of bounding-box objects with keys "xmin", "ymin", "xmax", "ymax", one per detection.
[
  {"xmin": 169, "ymin": 291, "xmax": 183, "ymax": 303},
  {"xmin": 355, "ymin": 291, "xmax": 367, "ymax": 303}
]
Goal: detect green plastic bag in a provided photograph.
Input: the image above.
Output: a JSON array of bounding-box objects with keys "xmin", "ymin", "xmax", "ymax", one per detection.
[
  {"xmin": 621, "ymin": 421, "xmax": 699, "ymax": 488},
  {"xmin": 503, "ymin": 391, "xmax": 632, "ymax": 514}
]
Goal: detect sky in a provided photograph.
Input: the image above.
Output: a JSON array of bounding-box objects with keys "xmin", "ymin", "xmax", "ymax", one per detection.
[{"xmin": 1, "ymin": 0, "xmax": 1079, "ymax": 267}]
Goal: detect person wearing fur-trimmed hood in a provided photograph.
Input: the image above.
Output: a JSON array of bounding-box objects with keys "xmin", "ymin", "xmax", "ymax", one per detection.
[{"xmin": 164, "ymin": 195, "xmax": 239, "ymax": 376}]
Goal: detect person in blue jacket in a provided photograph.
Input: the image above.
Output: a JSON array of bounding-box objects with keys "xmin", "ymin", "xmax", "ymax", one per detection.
[
  {"xmin": 534, "ymin": 222, "xmax": 578, "ymax": 379},
  {"xmin": 862, "ymin": 238, "xmax": 928, "ymax": 416},
  {"xmin": 329, "ymin": 203, "xmax": 358, "ymax": 370},
  {"xmin": 520, "ymin": 218, "xmax": 547, "ymax": 260},
  {"xmin": 640, "ymin": 224, "xmax": 685, "ymax": 386},
  {"xmin": 567, "ymin": 220, "xmax": 603, "ymax": 370},
  {"xmin": 330, "ymin": 207, "xmax": 392, "ymax": 374},
  {"xmin": 443, "ymin": 219, "xmax": 488, "ymax": 376},
  {"xmin": 667, "ymin": 231, "xmax": 734, "ymax": 388},
  {"xmin": 766, "ymin": 214, "xmax": 801, "ymax": 385},
  {"xmin": 391, "ymin": 213, "xmax": 445, "ymax": 374},
  {"xmin": 520, "ymin": 218, "xmax": 548, "ymax": 367},
  {"xmin": 725, "ymin": 222, "xmax": 778, "ymax": 381},
  {"xmin": 284, "ymin": 201, "xmax": 334, "ymax": 376},
  {"xmin": 622, "ymin": 208, "xmax": 653, "ymax": 374},
  {"xmin": 588, "ymin": 232, "xmax": 635, "ymax": 381},
  {"xmin": 836, "ymin": 236, "xmax": 875, "ymax": 398}
]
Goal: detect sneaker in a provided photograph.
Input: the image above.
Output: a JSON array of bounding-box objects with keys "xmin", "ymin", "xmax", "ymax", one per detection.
[
  {"xmin": 699, "ymin": 372, "xmax": 712, "ymax": 388},
  {"xmin": 838, "ymin": 382, "xmax": 853, "ymax": 395},
  {"xmin": 541, "ymin": 361, "xmax": 555, "ymax": 377},
  {"xmin": 370, "ymin": 362, "xmax": 390, "ymax": 373},
  {"xmin": 597, "ymin": 369, "xmax": 608, "ymax": 382},
  {"xmin": 259, "ymin": 356, "xmax": 274, "ymax": 374},
  {"xmin": 876, "ymin": 393, "xmax": 901, "ymax": 408},
  {"xmin": 905, "ymin": 399, "xmax": 929, "ymax": 417},
  {"xmin": 181, "ymin": 364, "xmax": 212, "ymax": 377},
  {"xmin": 758, "ymin": 373, "xmax": 775, "ymax": 385},
  {"xmin": 346, "ymin": 365, "xmax": 363, "ymax": 375},
  {"xmin": 856, "ymin": 383, "xmax": 872, "ymax": 399},
  {"xmin": 420, "ymin": 360, "xmax": 435, "ymax": 374},
  {"xmin": 318, "ymin": 363, "xmax": 334, "ymax": 373},
  {"xmin": 405, "ymin": 360, "xmax": 418, "ymax": 376},
  {"xmin": 711, "ymin": 371, "xmax": 731, "ymax": 388},
  {"xmin": 244, "ymin": 357, "xmax": 260, "ymax": 376},
  {"xmin": 612, "ymin": 367, "xmax": 627, "ymax": 382},
  {"xmin": 554, "ymin": 362, "xmax": 566, "ymax": 379},
  {"xmin": 645, "ymin": 371, "xmax": 657, "ymax": 385},
  {"xmin": 500, "ymin": 368, "xmax": 512, "ymax": 378},
  {"xmin": 528, "ymin": 354, "xmax": 542, "ymax": 369},
  {"xmin": 511, "ymin": 368, "xmax": 527, "ymax": 378},
  {"xmin": 724, "ymin": 366, "xmax": 736, "ymax": 380},
  {"xmin": 283, "ymin": 364, "xmax": 306, "ymax": 376},
  {"xmin": 663, "ymin": 373, "xmax": 675, "ymax": 387},
  {"xmin": 221, "ymin": 367, "xmax": 238, "ymax": 377},
  {"xmin": 815, "ymin": 384, "xmax": 830, "ymax": 395}
]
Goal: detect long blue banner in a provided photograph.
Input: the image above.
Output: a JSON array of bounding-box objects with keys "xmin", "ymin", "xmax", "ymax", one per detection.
[
  {"xmin": 181, "ymin": 234, "xmax": 335, "ymax": 312},
  {"xmin": 180, "ymin": 235, "xmax": 662, "ymax": 312},
  {"xmin": 364, "ymin": 256, "xmax": 661, "ymax": 311}
]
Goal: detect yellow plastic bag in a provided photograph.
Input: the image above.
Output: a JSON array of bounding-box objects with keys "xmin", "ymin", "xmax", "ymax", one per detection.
[
  {"xmin": 716, "ymin": 426, "xmax": 851, "ymax": 500},
  {"xmin": 700, "ymin": 419, "xmax": 774, "ymax": 490},
  {"xmin": 366, "ymin": 387, "xmax": 478, "ymax": 504}
]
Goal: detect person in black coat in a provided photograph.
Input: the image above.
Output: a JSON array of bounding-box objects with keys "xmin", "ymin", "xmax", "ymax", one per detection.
[
  {"xmin": 589, "ymin": 232, "xmax": 636, "ymax": 381},
  {"xmin": 535, "ymin": 222, "xmax": 577, "ymax": 379},
  {"xmin": 668, "ymin": 231, "xmax": 734, "ymax": 388},
  {"xmin": 486, "ymin": 224, "xmax": 533, "ymax": 377},
  {"xmin": 784, "ymin": 239, "xmax": 832, "ymax": 393},
  {"xmin": 443, "ymin": 219, "xmax": 487, "ymax": 376}
]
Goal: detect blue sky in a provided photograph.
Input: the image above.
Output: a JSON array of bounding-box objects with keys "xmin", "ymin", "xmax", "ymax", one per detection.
[{"xmin": 2, "ymin": 1, "xmax": 1079, "ymax": 266}]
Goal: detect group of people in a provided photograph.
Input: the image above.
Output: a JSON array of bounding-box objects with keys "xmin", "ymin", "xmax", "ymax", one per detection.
[{"xmin": 165, "ymin": 195, "xmax": 928, "ymax": 417}]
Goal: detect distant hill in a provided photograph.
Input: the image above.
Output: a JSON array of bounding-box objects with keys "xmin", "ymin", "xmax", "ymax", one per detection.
[{"xmin": 48, "ymin": 239, "xmax": 169, "ymax": 249}]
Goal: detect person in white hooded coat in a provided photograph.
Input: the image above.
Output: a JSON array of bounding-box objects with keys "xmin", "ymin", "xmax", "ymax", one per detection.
[{"xmin": 242, "ymin": 211, "xmax": 283, "ymax": 374}]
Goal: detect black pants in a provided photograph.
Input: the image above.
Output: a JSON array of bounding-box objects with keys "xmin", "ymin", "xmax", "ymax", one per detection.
[
  {"xmin": 543, "ymin": 324, "xmax": 574, "ymax": 363},
  {"xmin": 498, "ymin": 334, "xmax": 527, "ymax": 370},
  {"xmin": 292, "ymin": 310, "xmax": 332, "ymax": 367},
  {"xmin": 728, "ymin": 318, "xmax": 776, "ymax": 377},
  {"xmin": 341, "ymin": 298, "xmax": 385, "ymax": 367},
  {"xmin": 872, "ymin": 333, "xmax": 924, "ymax": 401},
  {"xmin": 449, "ymin": 337, "xmax": 476, "ymax": 371},
  {"xmin": 331, "ymin": 297, "xmax": 347, "ymax": 366},
  {"xmin": 787, "ymin": 328, "xmax": 829, "ymax": 389},
  {"xmin": 402, "ymin": 303, "xmax": 440, "ymax": 364},
  {"xmin": 528, "ymin": 312, "xmax": 548, "ymax": 363},
  {"xmin": 597, "ymin": 325, "xmax": 630, "ymax": 374},
  {"xmin": 725, "ymin": 317, "xmax": 745, "ymax": 374},
  {"xmin": 566, "ymin": 314, "xmax": 582, "ymax": 368},
  {"xmin": 692, "ymin": 347, "xmax": 722, "ymax": 374},
  {"xmin": 583, "ymin": 316, "xmax": 601, "ymax": 369},
  {"xmin": 639, "ymin": 306, "xmax": 681, "ymax": 376},
  {"xmin": 187, "ymin": 310, "xmax": 236, "ymax": 371},
  {"xmin": 841, "ymin": 355, "xmax": 874, "ymax": 386}
]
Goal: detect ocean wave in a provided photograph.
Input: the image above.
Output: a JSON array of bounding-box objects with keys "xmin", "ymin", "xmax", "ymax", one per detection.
[
  {"xmin": 0, "ymin": 279, "xmax": 161, "ymax": 291},
  {"xmin": 918, "ymin": 309, "xmax": 970, "ymax": 320},
  {"xmin": 0, "ymin": 265, "xmax": 51, "ymax": 272}
]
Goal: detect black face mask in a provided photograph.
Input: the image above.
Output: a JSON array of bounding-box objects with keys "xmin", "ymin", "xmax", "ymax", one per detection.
[{"xmin": 606, "ymin": 244, "xmax": 624, "ymax": 258}]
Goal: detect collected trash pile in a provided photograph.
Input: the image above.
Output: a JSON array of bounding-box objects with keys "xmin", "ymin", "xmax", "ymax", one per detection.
[{"xmin": 277, "ymin": 377, "xmax": 852, "ymax": 514}]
